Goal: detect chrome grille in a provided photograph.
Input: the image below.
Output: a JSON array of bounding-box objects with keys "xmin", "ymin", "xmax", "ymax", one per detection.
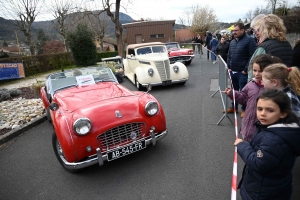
[
  {"xmin": 164, "ymin": 60, "xmax": 170, "ymax": 79},
  {"xmin": 97, "ymin": 123, "xmax": 146, "ymax": 152},
  {"xmin": 154, "ymin": 60, "xmax": 170, "ymax": 81}
]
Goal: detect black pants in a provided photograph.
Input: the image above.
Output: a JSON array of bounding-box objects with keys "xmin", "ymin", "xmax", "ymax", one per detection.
[{"xmin": 207, "ymin": 49, "xmax": 210, "ymax": 60}]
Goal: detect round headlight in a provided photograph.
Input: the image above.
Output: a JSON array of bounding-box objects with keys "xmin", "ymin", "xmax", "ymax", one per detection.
[
  {"xmin": 73, "ymin": 118, "xmax": 92, "ymax": 135},
  {"xmin": 173, "ymin": 65, "xmax": 179, "ymax": 73},
  {"xmin": 145, "ymin": 101, "xmax": 159, "ymax": 116},
  {"xmin": 148, "ymin": 68, "xmax": 154, "ymax": 77}
]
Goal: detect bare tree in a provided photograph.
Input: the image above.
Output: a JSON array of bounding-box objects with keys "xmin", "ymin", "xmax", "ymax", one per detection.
[
  {"xmin": 71, "ymin": 1, "xmax": 111, "ymax": 52},
  {"xmin": 48, "ymin": 0, "xmax": 74, "ymax": 52},
  {"xmin": 0, "ymin": 0, "xmax": 45, "ymax": 55},
  {"xmin": 189, "ymin": 5, "xmax": 218, "ymax": 35},
  {"xmin": 265, "ymin": 0, "xmax": 284, "ymax": 13},
  {"xmin": 178, "ymin": 8, "xmax": 193, "ymax": 26},
  {"xmin": 82, "ymin": 11, "xmax": 110, "ymax": 52},
  {"xmin": 245, "ymin": 10, "xmax": 253, "ymax": 22},
  {"xmin": 94, "ymin": 16, "xmax": 110, "ymax": 52},
  {"xmin": 102, "ymin": 0, "xmax": 127, "ymax": 58}
]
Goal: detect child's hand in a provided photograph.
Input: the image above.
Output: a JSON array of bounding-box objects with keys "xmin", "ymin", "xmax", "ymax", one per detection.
[
  {"xmin": 234, "ymin": 138, "xmax": 243, "ymax": 146},
  {"xmin": 222, "ymin": 88, "xmax": 231, "ymax": 95}
]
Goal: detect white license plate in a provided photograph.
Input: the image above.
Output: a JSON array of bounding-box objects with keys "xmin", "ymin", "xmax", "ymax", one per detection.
[{"xmin": 107, "ymin": 140, "xmax": 146, "ymax": 161}]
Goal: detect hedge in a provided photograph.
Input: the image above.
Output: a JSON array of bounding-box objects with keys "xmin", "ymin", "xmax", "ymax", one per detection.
[{"xmin": 0, "ymin": 51, "xmax": 120, "ymax": 77}]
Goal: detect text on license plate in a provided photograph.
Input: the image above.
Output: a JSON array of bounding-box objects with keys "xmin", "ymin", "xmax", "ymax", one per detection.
[{"xmin": 107, "ymin": 140, "xmax": 146, "ymax": 161}]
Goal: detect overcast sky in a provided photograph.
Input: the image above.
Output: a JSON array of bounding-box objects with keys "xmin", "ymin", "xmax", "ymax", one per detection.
[
  {"xmin": 19, "ymin": 0, "xmax": 299, "ymax": 23},
  {"xmin": 121, "ymin": 0, "xmax": 299, "ymax": 23}
]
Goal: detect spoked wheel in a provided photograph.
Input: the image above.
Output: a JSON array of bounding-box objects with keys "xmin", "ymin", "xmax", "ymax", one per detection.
[{"xmin": 52, "ymin": 132, "xmax": 82, "ymax": 173}]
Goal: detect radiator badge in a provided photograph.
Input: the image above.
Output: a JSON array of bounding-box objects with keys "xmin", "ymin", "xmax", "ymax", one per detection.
[
  {"xmin": 115, "ymin": 110, "xmax": 122, "ymax": 118},
  {"xmin": 131, "ymin": 132, "xmax": 137, "ymax": 140}
]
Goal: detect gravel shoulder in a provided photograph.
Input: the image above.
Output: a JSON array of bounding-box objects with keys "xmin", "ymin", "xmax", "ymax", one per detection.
[{"xmin": 0, "ymin": 71, "xmax": 60, "ymax": 137}]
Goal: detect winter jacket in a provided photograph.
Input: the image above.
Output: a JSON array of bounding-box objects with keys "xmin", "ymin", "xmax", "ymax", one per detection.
[
  {"xmin": 227, "ymin": 79, "xmax": 264, "ymax": 141},
  {"xmin": 195, "ymin": 36, "xmax": 203, "ymax": 44},
  {"xmin": 237, "ymin": 121, "xmax": 300, "ymax": 200},
  {"xmin": 227, "ymin": 33, "xmax": 257, "ymax": 72},
  {"xmin": 259, "ymin": 39, "xmax": 293, "ymax": 66},
  {"xmin": 205, "ymin": 33, "xmax": 212, "ymax": 48},
  {"xmin": 210, "ymin": 38, "xmax": 219, "ymax": 51},
  {"xmin": 248, "ymin": 39, "xmax": 293, "ymax": 81},
  {"xmin": 216, "ymin": 42, "xmax": 229, "ymax": 62},
  {"xmin": 282, "ymin": 86, "xmax": 300, "ymax": 121},
  {"xmin": 292, "ymin": 42, "xmax": 300, "ymax": 69}
]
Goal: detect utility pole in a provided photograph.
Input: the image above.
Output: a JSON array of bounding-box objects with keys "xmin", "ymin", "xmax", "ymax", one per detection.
[{"xmin": 15, "ymin": 30, "xmax": 21, "ymax": 53}]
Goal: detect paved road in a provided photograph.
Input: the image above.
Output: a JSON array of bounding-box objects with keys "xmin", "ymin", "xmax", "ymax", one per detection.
[{"xmin": 1, "ymin": 54, "xmax": 300, "ymax": 200}]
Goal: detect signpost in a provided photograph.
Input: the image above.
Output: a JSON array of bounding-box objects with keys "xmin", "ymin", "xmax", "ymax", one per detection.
[{"xmin": 0, "ymin": 63, "xmax": 25, "ymax": 80}]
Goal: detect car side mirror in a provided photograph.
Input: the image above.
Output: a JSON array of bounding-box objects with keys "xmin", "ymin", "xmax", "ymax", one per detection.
[{"xmin": 49, "ymin": 102, "xmax": 59, "ymax": 111}]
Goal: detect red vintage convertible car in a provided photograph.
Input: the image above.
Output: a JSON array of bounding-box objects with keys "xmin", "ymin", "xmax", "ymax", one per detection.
[
  {"xmin": 165, "ymin": 42, "xmax": 194, "ymax": 65},
  {"xmin": 40, "ymin": 66, "xmax": 167, "ymax": 173}
]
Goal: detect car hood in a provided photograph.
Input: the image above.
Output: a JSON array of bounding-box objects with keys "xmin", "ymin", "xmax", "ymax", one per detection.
[
  {"xmin": 169, "ymin": 49, "xmax": 190, "ymax": 56},
  {"xmin": 53, "ymin": 82, "xmax": 139, "ymax": 112}
]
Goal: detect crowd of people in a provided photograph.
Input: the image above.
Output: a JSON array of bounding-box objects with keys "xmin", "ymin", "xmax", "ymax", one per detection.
[{"xmin": 196, "ymin": 14, "xmax": 300, "ymax": 200}]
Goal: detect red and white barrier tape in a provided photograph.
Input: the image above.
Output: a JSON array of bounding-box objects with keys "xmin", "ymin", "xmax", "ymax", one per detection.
[{"xmin": 226, "ymin": 68, "xmax": 239, "ymax": 200}]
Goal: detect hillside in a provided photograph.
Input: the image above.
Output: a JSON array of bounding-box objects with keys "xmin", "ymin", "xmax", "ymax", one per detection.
[{"xmin": 0, "ymin": 11, "xmax": 134, "ymax": 44}]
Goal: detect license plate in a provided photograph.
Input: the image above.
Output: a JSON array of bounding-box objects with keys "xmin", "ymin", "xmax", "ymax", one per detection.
[
  {"xmin": 162, "ymin": 80, "xmax": 172, "ymax": 86},
  {"xmin": 107, "ymin": 140, "xmax": 146, "ymax": 161}
]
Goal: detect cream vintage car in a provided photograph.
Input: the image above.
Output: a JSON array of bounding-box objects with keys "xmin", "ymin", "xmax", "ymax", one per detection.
[{"xmin": 123, "ymin": 42, "xmax": 189, "ymax": 90}]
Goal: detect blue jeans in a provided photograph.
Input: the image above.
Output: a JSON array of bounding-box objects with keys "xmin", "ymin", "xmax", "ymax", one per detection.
[
  {"xmin": 230, "ymin": 71, "xmax": 248, "ymax": 111},
  {"xmin": 211, "ymin": 50, "xmax": 216, "ymax": 61}
]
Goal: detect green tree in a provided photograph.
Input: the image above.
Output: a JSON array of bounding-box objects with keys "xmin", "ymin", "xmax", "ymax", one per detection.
[
  {"xmin": 66, "ymin": 23, "xmax": 96, "ymax": 66},
  {"xmin": 36, "ymin": 29, "xmax": 49, "ymax": 54}
]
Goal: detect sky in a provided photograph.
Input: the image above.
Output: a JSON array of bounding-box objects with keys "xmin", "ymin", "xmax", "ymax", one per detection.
[
  {"xmin": 120, "ymin": 0, "xmax": 299, "ymax": 23},
  {"xmin": 3, "ymin": 0, "xmax": 298, "ymax": 23}
]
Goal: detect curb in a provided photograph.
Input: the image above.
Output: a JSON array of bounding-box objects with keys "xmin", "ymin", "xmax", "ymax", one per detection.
[{"xmin": 0, "ymin": 114, "xmax": 47, "ymax": 145}]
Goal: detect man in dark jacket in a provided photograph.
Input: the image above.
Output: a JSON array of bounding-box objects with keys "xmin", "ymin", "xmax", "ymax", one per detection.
[
  {"xmin": 195, "ymin": 34, "xmax": 203, "ymax": 54},
  {"xmin": 226, "ymin": 23, "xmax": 257, "ymax": 117},
  {"xmin": 204, "ymin": 31, "xmax": 212, "ymax": 60}
]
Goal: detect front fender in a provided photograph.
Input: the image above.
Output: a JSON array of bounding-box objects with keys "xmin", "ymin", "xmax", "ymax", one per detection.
[
  {"xmin": 170, "ymin": 62, "xmax": 189, "ymax": 79},
  {"xmin": 135, "ymin": 67, "xmax": 161, "ymax": 84},
  {"xmin": 52, "ymin": 111, "xmax": 77, "ymax": 162},
  {"xmin": 40, "ymin": 86, "xmax": 50, "ymax": 109}
]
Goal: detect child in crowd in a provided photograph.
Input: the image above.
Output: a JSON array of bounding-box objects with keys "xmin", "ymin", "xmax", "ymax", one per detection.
[
  {"xmin": 224, "ymin": 54, "xmax": 282, "ymax": 141},
  {"xmin": 234, "ymin": 89, "xmax": 300, "ymax": 200},
  {"xmin": 262, "ymin": 63, "xmax": 300, "ymax": 120}
]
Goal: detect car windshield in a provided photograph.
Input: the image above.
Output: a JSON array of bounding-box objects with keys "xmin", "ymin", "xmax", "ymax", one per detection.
[
  {"xmin": 136, "ymin": 46, "xmax": 167, "ymax": 55},
  {"xmin": 46, "ymin": 66, "xmax": 117, "ymax": 95},
  {"xmin": 166, "ymin": 43, "xmax": 180, "ymax": 50}
]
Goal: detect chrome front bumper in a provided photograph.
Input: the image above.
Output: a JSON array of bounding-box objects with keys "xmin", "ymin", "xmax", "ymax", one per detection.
[
  {"xmin": 141, "ymin": 78, "xmax": 188, "ymax": 87},
  {"xmin": 62, "ymin": 129, "xmax": 168, "ymax": 170},
  {"xmin": 169, "ymin": 55, "xmax": 194, "ymax": 63}
]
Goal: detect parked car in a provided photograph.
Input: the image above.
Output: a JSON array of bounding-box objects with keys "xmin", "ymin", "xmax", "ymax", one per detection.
[
  {"xmin": 40, "ymin": 66, "xmax": 168, "ymax": 173},
  {"xmin": 123, "ymin": 42, "xmax": 189, "ymax": 91},
  {"xmin": 101, "ymin": 55, "xmax": 123, "ymax": 69},
  {"xmin": 100, "ymin": 55, "xmax": 124, "ymax": 83},
  {"xmin": 165, "ymin": 42, "xmax": 194, "ymax": 65}
]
